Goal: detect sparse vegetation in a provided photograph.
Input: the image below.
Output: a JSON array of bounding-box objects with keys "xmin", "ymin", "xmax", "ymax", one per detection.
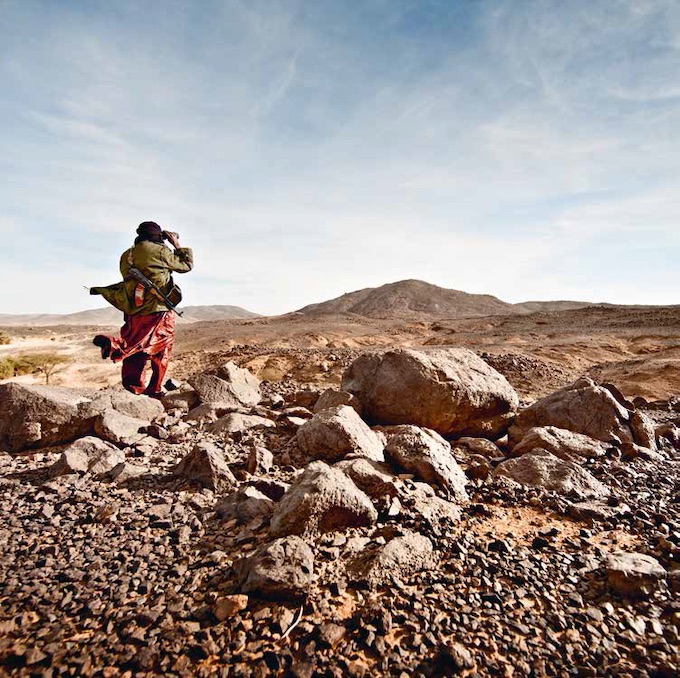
[
  {"xmin": 0, "ymin": 357, "xmax": 15, "ymax": 379},
  {"xmin": 0, "ymin": 331, "xmax": 10, "ymax": 345},
  {"xmin": 15, "ymin": 353, "xmax": 70, "ymax": 384}
]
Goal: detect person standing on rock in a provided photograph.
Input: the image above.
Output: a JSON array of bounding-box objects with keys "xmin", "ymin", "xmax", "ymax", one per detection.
[{"xmin": 90, "ymin": 221, "xmax": 193, "ymax": 399}]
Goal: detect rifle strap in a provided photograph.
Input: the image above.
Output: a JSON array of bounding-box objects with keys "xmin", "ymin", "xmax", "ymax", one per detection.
[{"xmin": 126, "ymin": 248, "xmax": 146, "ymax": 307}]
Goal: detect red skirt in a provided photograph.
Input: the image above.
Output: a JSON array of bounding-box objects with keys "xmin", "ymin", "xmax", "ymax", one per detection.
[{"xmin": 108, "ymin": 312, "xmax": 176, "ymax": 363}]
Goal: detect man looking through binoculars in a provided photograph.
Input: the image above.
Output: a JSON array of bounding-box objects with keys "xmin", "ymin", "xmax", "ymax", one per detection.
[{"xmin": 90, "ymin": 221, "xmax": 194, "ymax": 399}]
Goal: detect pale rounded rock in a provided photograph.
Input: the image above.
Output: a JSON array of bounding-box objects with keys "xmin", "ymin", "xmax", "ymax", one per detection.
[
  {"xmin": 510, "ymin": 426, "xmax": 608, "ymax": 462},
  {"xmin": 509, "ymin": 377, "xmax": 633, "ymax": 445},
  {"xmin": 494, "ymin": 448, "xmax": 610, "ymax": 500},
  {"xmin": 270, "ymin": 461, "xmax": 378, "ymax": 537},
  {"xmin": 385, "ymin": 425, "xmax": 468, "ymax": 501},
  {"xmin": 604, "ymin": 552, "xmax": 666, "ymax": 598},
  {"xmin": 296, "ymin": 405, "xmax": 384, "ymax": 463},
  {"xmin": 342, "ymin": 348, "xmax": 519, "ymax": 438},
  {"xmin": 49, "ymin": 436, "xmax": 125, "ymax": 477}
]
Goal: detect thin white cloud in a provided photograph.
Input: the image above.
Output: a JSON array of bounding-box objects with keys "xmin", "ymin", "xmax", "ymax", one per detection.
[{"xmin": 1, "ymin": 0, "xmax": 679, "ymax": 314}]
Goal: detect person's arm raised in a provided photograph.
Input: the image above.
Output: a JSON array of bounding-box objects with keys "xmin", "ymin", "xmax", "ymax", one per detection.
[{"xmin": 163, "ymin": 231, "xmax": 193, "ymax": 272}]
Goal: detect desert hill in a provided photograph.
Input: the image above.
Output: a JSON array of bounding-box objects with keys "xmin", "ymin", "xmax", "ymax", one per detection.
[
  {"xmin": 297, "ymin": 279, "xmax": 515, "ymax": 318},
  {"xmin": 297, "ymin": 279, "xmax": 597, "ymax": 319},
  {"xmin": 0, "ymin": 304, "xmax": 260, "ymax": 327}
]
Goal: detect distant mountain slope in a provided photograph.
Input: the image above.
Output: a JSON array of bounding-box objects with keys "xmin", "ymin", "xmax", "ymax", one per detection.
[
  {"xmin": 297, "ymin": 279, "xmax": 518, "ymax": 319},
  {"xmin": 182, "ymin": 305, "xmax": 261, "ymax": 322},
  {"xmin": 513, "ymin": 300, "xmax": 598, "ymax": 313},
  {"xmin": 296, "ymin": 279, "xmax": 602, "ymax": 320},
  {"xmin": 0, "ymin": 305, "xmax": 260, "ymax": 326}
]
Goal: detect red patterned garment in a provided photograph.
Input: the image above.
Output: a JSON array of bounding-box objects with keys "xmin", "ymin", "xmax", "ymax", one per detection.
[{"xmin": 102, "ymin": 311, "xmax": 176, "ymax": 397}]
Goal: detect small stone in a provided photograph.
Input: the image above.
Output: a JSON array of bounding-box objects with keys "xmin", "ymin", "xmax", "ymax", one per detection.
[
  {"xmin": 25, "ymin": 647, "xmax": 48, "ymax": 665},
  {"xmin": 319, "ymin": 623, "xmax": 346, "ymax": 648},
  {"xmin": 171, "ymin": 442, "xmax": 237, "ymax": 492},
  {"xmin": 531, "ymin": 536, "xmax": 550, "ymax": 550},
  {"xmin": 246, "ymin": 446, "xmax": 274, "ymax": 475},
  {"xmin": 234, "ymin": 536, "xmax": 314, "ymax": 600},
  {"xmin": 214, "ymin": 595, "xmax": 249, "ymax": 621}
]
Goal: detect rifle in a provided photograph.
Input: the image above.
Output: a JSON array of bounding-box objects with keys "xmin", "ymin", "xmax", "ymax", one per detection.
[{"xmin": 127, "ymin": 267, "xmax": 184, "ymax": 316}]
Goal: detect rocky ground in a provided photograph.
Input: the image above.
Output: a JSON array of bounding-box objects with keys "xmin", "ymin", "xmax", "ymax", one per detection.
[{"xmin": 1, "ymin": 326, "xmax": 679, "ymax": 676}]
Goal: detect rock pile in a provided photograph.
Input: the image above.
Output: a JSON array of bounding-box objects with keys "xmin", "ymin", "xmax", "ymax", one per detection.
[{"xmin": 0, "ymin": 349, "xmax": 678, "ymax": 676}]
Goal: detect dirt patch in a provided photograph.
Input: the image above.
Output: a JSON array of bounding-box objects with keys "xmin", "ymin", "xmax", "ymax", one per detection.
[{"xmin": 469, "ymin": 504, "xmax": 583, "ymax": 548}]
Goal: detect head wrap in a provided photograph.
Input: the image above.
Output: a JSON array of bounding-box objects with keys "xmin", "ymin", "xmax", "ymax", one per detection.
[{"xmin": 135, "ymin": 221, "xmax": 164, "ymax": 244}]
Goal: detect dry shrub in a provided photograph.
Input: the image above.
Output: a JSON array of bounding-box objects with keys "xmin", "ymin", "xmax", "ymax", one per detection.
[
  {"xmin": 15, "ymin": 353, "xmax": 70, "ymax": 384},
  {"xmin": 0, "ymin": 357, "xmax": 15, "ymax": 379}
]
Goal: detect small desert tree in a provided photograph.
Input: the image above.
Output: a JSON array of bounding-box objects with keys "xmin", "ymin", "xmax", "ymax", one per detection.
[
  {"xmin": 0, "ymin": 332, "xmax": 10, "ymax": 345},
  {"xmin": 16, "ymin": 353, "xmax": 70, "ymax": 385}
]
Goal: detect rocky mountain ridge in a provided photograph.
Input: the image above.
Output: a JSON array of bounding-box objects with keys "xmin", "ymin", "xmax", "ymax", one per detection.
[{"xmin": 296, "ymin": 279, "xmax": 598, "ymax": 319}]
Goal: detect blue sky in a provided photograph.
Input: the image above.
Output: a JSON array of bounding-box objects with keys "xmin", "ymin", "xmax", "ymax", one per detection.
[{"xmin": 1, "ymin": 0, "xmax": 678, "ymax": 315}]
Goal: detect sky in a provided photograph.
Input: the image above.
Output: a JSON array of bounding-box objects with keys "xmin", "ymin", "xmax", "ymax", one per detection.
[{"xmin": 1, "ymin": 0, "xmax": 679, "ymax": 315}]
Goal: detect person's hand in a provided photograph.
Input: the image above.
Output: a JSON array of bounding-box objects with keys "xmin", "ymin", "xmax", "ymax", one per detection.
[{"xmin": 164, "ymin": 231, "xmax": 180, "ymax": 248}]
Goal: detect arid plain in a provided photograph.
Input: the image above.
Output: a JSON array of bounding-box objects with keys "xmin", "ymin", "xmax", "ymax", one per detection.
[
  {"xmin": 3, "ymin": 301, "xmax": 679, "ymax": 403},
  {"xmin": 1, "ymin": 282, "xmax": 678, "ymax": 676}
]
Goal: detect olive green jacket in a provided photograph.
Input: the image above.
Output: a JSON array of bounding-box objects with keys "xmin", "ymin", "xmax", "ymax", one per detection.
[{"xmin": 91, "ymin": 241, "xmax": 193, "ymax": 315}]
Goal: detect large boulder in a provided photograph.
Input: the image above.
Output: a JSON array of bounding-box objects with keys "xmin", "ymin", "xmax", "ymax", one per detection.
[
  {"xmin": 0, "ymin": 383, "xmax": 163, "ymax": 453},
  {"xmin": 270, "ymin": 461, "xmax": 378, "ymax": 537},
  {"xmin": 189, "ymin": 362, "xmax": 260, "ymax": 407},
  {"xmin": 171, "ymin": 442, "xmax": 237, "ymax": 492},
  {"xmin": 511, "ymin": 426, "xmax": 608, "ymax": 462},
  {"xmin": 341, "ymin": 348, "xmax": 518, "ymax": 438},
  {"xmin": 494, "ymin": 449, "xmax": 609, "ymax": 500},
  {"xmin": 0, "ymin": 383, "xmax": 93, "ymax": 453},
  {"xmin": 234, "ymin": 536, "xmax": 314, "ymax": 600},
  {"xmin": 296, "ymin": 405, "xmax": 384, "ymax": 463},
  {"xmin": 49, "ymin": 436, "xmax": 125, "ymax": 477},
  {"xmin": 384, "ymin": 425, "xmax": 468, "ymax": 501},
  {"xmin": 509, "ymin": 378, "xmax": 633, "ymax": 445}
]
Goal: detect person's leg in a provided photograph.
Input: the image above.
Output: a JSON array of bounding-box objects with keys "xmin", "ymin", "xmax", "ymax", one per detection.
[
  {"xmin": 142, "ymin": 344, "xmax": 173, "ymax": 397},
  {"xmin": 121, "ymin": 352, "xmax": 148, "ymax": 394}
]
